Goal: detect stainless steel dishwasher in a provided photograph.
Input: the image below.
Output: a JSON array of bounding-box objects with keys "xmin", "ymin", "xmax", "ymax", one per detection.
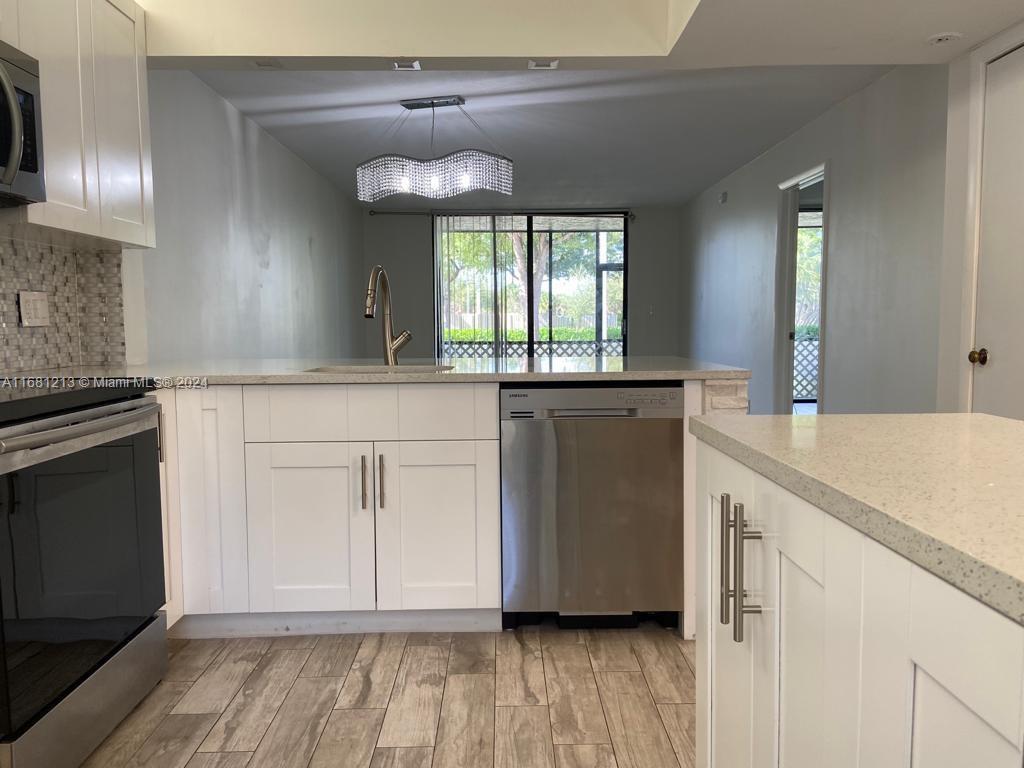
[{"xmin": 500, "ymin": 384, "xmax": 685, "ymax": 618}]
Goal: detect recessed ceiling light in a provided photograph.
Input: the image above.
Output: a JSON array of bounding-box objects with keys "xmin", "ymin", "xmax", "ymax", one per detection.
[
  {"xmin": 528, "ymin": 59, "xmax": 560, "ymax": 70},
  {"xmin": 927, "ymin": 32, "xmax": 963, "ymax": 46},
  {"xmin": 393, "ymin": 59, "xmax": 422, "ymax": 71}
]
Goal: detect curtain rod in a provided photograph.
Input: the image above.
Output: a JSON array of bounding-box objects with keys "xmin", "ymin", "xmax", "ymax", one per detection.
[{"xmin": 367, "ymin": 208, "xmax": 635, "ymax": 220}]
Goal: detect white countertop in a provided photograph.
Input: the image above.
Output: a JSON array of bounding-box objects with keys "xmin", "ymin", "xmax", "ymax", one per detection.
[
  {"xmin": 691, "ymin": 413, "xmax": 1024, "ymax": 625},
  {"xmin": 116, "ymin": 356, "xmax": 750, "ymax": 384}
]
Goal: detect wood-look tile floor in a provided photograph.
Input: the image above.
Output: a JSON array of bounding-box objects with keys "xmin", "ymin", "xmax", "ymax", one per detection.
[{"xmin": 84, "ymin": 626, "xmax": 695, "ymax": 768}]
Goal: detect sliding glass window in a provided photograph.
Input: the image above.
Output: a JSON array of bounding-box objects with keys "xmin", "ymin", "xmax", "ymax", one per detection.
[{"xmin": 435, "ymin": 214, "xmax": 627, "ymax": 358}]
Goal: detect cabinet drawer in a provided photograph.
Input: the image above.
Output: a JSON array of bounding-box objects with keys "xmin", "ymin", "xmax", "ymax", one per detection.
[
  {"xmin": 243, "ymin": 384, "xmax": 499, "ymax": 442},
  {"xmin": 244, "ymin": 385, "xmax": 350, "ymax": 442},
  {"xmin": 398, "ymin": 384, "xmax": 497, "ymax": 440}
]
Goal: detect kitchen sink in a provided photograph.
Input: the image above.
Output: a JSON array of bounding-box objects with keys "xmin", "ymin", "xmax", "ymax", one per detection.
[{"xmin": 305, "ymin": 364, "xmax": 455, "ymax": 374}]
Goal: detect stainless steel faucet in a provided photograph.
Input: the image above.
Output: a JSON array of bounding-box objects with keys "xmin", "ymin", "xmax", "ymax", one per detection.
[{"xmin": 364, "ymin": 265, "xmax": 412, "ymax": 366}]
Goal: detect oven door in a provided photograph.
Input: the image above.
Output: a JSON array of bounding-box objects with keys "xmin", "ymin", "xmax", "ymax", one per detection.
[
  {"xmin": 0, "ymin": 399, "xmax": 163, "ymax": 739},
  {"xmin": 0, "ymin": 44, "xmax": 43, "ymax": 205}
]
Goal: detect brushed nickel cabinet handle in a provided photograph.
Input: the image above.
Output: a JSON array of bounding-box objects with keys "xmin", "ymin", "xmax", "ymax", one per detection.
[
  {"xmin": 379, "ymin": 453, "xmax": 385, "ymax": 508},
  {"xmin": 732, "ymin": 501, "xmax": 763, "ymax": 643},
  {"xmin": 720, "ymin": 492, "xmax": 733, "ymax": 625},
  {"xmin": 361, "ymin": 455, "xmax": 368, "ymax": 510}
]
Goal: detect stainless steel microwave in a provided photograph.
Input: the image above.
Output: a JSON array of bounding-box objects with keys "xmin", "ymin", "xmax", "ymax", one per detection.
[{"xmin": 0, "ymin": 40, "xmax": 44, "ymax": 206}]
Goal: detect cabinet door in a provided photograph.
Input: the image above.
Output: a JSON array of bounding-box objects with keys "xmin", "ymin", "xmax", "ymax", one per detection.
[
  {"xmin": 374, "ymin": 440, "xmax": 499, "ymax": 610},
  {"xmin": 176, "ymin": 386, "xmax": 247, "ymax": 614},
  {"xmin": 90, "ymin": 0, "xmax": 154, "ymax": 246},
  {"xmin": 246, "ymin": 442, "xmax": 375, "ymax": 613},
  {"xmin": 757, "ymin": 478, "xmax": 826, "ymax": 768},
  {"xmin": 18, "ymin": 0, "xmax": 102, "ymax": 235},
  {"xmin": 698, "ymin": 445, "xmax": 758, "ymax": 768},
  {"xmin": 860, "ymin": 545, "xmax": 1024, "ymax": 768}
]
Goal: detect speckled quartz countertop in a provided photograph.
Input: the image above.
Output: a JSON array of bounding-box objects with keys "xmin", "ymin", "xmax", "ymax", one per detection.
[
  {"xmin": 113, "ymin": 356, "xmax": 750, "ymax": 385},
  {"xmin": 691, "ymin": 413, "xmax": 1024, "ymax": 625}
]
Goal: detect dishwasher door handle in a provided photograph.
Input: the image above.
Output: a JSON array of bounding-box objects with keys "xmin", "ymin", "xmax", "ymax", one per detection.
[{"xmin": 544, "ymin": 408, "xmax": 638, "ymax": 419}]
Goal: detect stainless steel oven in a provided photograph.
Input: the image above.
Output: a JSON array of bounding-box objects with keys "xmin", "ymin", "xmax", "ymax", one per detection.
[
  {"xmin": 500, "ymin": 385, "xmax": 685, "ymax": 620},
  {"xmin": 0, "ymin": 392, "xmax": 166, "ymax": 768},
  {"xmin": 0, "ymin": 40, "xmax": 44, "ymax": 206}
]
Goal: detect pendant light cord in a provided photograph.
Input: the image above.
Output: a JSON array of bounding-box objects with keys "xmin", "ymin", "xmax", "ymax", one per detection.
[
  {"xmin": 430, "ymin": 105, "xmax": 436, "ymax": 157},
  {"xmin": 457, "ymin": 105, "xmax": 508, "ymax": 157}
]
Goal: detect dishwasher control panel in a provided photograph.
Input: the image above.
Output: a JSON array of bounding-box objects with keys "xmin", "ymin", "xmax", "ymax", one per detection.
[{"xmin": 500, "ymin": 385, "xmax": 685, "ymax": 420}]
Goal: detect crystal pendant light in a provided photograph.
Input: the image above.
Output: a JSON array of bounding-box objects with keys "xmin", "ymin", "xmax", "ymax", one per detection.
[{"xmin": 355, "ymin": 96, "xmax": 513, "ymax": 203}]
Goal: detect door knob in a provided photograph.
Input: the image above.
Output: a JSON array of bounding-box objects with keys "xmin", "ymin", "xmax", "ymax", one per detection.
[{"xmin": 968, "ymin": 348, "xmax": 989, "ymax": 366}]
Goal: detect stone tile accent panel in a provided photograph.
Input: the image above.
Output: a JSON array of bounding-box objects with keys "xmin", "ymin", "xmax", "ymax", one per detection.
[
  {"xmin": 0, "ymin": 238, "xmax": 124, "ymax": 373},
  {"xmin": 702, "ymin": 380, "xmax": 749, "ymax": 415}
]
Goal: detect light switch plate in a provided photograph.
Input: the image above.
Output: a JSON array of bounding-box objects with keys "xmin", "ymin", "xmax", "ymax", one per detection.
[{"xmin": 18, "ymin": 291, "xmax": 50, "ymax": 327}]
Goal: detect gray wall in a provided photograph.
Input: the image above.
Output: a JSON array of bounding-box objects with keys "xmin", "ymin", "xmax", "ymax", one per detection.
[
  {"xmin": 625, "ymin": 206, "xmax": 683, "ymax": 355},
  {"xmin": 679, "ymin": 66, "xmax": 949, "ymax": 414},
  {"xmin": 125, "ymin": 71, "xmax": 365, "ymax": 363},
  {"xmin": 361, "ymin": 213, "xmax": 436, "ymax": 359},
  {"xmin": 360, "ymin": 207, "xmax": 684, "ymax": 358}
]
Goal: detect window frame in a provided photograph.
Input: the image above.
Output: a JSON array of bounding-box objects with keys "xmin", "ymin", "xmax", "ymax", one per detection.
[{"xmin": 433, "ymin": 212, "xmax": 629, "ymax": 358}]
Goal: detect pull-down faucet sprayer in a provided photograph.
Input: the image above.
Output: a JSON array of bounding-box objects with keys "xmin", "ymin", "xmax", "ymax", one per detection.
[{"xmin": 364, "ymin": 265, "xmax": 412, "ymax": 366}]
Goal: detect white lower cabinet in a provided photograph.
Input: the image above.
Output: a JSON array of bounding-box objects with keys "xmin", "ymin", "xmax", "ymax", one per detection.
[
  {"xmin": 697, "ymin": 442, "xmax": 1024, "ymax": 768},
  {"xmin": 242, "ymin": 439, "xmax": 500, "ymax": 613},
  {"xmin": 246, "ymin": 442, "xmax": 376, "ymax": 612},
  {"xmin": 374, "ymin": 440, "xmax": 500, "ymax": 611},
  {"xmin": 173, "ymin": 384, "xmax": 501, "ymax": 617},
  {"xmin": 175, "ymin": 386, "xmax": 248, "ymax": 615}
]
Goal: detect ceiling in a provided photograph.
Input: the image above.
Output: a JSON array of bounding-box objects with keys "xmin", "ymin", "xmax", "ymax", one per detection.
[
  {"xmin": 666, "ymin": 0, "xmax": 1024, "ymax": 67},
  {"xmin": 197, "ymin": 66, "xmax": 890, "ymax": 209}
]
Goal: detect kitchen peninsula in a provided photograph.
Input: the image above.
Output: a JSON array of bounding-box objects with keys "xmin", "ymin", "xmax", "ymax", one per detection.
[
  {"xmin": 692, "ymin": 413, "xmax": 1024, "ymax": 768},
  {"xmin": 146, "ymin": 356, "xmax": 750, "ymax": 641}
]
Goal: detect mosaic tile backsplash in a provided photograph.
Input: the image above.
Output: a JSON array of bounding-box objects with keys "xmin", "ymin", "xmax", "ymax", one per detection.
[{"xmin": 0, "ymin": 238, "xmax": 125, "ymax": 373}]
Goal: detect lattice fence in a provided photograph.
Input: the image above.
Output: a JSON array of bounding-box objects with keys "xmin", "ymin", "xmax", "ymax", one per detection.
[
  {"xmin": 793, "ymin": 337, "xmax": 819, "ymax": 400},
  {"xmin": 442, "ymin": 340, "xmax": 624, "ymax": 358}
]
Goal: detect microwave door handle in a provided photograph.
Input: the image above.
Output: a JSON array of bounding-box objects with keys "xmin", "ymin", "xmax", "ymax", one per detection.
[{"xmin": 0, "ymin": 62, "xmax": 23, "ymax": 186}]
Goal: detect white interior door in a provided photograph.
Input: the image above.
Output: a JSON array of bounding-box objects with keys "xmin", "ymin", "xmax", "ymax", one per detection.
[
  {"xmin": 246, "ymin": 441, "xmax": 376, "ymax": 612},
  {"xmin": 973, "ymin": 45, "xmax": 1024, "ymax": 418},
  {"xmin": 374, "ymin": 440, "xmax": 499, "ymax": 611}
]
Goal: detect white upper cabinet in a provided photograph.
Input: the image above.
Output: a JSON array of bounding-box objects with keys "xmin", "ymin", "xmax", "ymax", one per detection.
[
  {"xmin": 374, "ymin": 440, "xmax": 500, "ymax": 611},
  {"xmin": 91, "ymin": 0, "xmax": 154, "ymax": 245},
  {"xmin": 7, "ymin": 0, "xmax": 154, "ymax": 247},
  {"xmin": 16, "ymin": 0, "xmax": 101, "ymax": 235},
  {"xmin": 246, "ymin": 442, "xmax": 376, "ymax": 613}
]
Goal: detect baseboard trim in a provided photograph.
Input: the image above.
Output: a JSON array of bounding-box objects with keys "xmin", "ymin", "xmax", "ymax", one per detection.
[{"xmin": 170, "ymin": 609, "xmax": 502, "ymax": 638}]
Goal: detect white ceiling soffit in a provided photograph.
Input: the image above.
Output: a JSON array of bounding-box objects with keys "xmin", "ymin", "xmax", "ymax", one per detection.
[
  {"xmin": 139, "ymin": 0, "xmax": 1023, "ymax": 69},
  {"xmin": 136, "ymin": 0, "xmax": 674, "ymax": 61},
  {"xmin": 195, "ymin": 66, "xmax": 890, "ymax": 208}
]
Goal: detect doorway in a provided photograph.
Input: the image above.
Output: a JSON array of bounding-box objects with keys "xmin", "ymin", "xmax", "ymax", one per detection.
[{"xmin": 775, "ymin": 168, "xmax": 827, "ymax": 415}]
